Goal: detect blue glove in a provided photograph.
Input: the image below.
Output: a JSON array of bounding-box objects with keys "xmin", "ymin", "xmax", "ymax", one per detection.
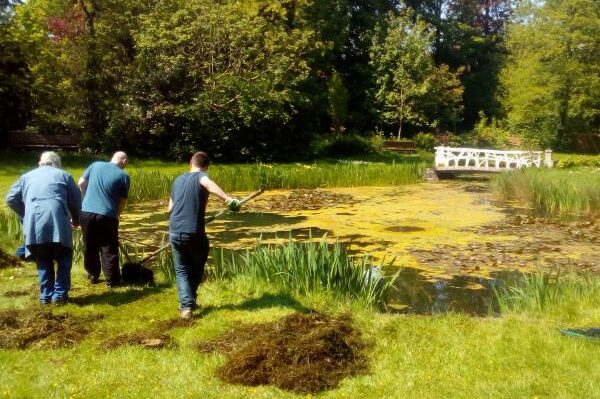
[{"xmin": 225, "ymin": 197, "xmax": 241, "ymax": 212}]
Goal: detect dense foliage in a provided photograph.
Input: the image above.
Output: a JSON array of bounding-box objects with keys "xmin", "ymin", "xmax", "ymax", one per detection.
[
  {"xmin": 501, "ymin": 0, "xmax": 600, "ymax": 150},
  {"xmin": 0, "ymin": 0, "xmax": 598, "ymax": 157},
  {"xmin": 370, "ymin": 11, "xmax": 463, "ymax": 139}
]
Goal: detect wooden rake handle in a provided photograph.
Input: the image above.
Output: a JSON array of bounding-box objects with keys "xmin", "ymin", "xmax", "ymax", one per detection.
[
  {"xmin": 136, "ymin": 188, "xmax": 265, "ymax": 265},
  {"xmin": 205, "ymin": 188, "xmax": 265, "ymax": 223}
]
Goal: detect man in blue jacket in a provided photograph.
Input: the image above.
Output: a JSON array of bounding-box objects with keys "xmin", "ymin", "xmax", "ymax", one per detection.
[
  {"xmin": 78, "ymin": 151, "xmax": 130, "ymax": 287},
  {"xmin": 168, "ymin": 151, "xmax": 240, "ymax": 319},
  {"xmin": 6, "ymin": 151, "xmax": 81, "ymax": 305}
]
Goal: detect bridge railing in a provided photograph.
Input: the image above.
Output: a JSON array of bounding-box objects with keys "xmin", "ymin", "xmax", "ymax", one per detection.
[{"xmin": 434, "ymin": 146, "xmax": 546, "ymax": 171}]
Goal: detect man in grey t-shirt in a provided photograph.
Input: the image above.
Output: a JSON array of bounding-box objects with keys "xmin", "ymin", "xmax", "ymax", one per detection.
[
  {"xmin": 168, "ymin": 151, "xmax": 240, "ymax": 319},
  {"xmin": 78, "ymin": 151, "xmax": 130, "ymax": 287}
]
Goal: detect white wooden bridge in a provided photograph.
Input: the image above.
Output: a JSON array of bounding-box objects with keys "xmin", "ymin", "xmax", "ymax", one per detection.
[{"xmin": 434, "ymin": 146, "xmax": 553, "ymax": 174}]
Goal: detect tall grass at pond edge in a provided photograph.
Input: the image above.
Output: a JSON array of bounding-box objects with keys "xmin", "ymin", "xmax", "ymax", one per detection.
[
  {"xmin": 209, "ymin": 236, "xmax": 397, "ymax": 308},
  {"xmin": 128, "ymin": 161, "xmax": 426, "ymax": 203},
  {"xmin": 495, "ymin": 270, "xmax": 600, "ymax": 314},
  {"xmin": 492, "ymin": 168, "xmax": 600, "ymax": 219}
]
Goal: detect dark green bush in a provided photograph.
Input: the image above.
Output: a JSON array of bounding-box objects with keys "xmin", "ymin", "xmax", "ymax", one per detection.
[
  {"xmin": 414, "ymin": 133, "xmax": 436, "ymax": 151},
  {"xmin": 319, "ymin": 135, "xmax": 375, "ymax": 157}
]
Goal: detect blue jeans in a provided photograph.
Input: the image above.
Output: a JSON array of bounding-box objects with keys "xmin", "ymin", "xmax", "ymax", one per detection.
[
  {"xmin": 28, "ymin": 243, "xmax": 73, "ymax": 304},
  {"xmin": 169, "ymin": 232, "xmax": 209, "ymax": 310}
]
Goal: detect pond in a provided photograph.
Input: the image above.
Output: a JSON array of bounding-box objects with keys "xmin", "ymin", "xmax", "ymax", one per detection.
[{"xmin": 120, "ymin": 180, "xmax": 599, "ymax": 315}]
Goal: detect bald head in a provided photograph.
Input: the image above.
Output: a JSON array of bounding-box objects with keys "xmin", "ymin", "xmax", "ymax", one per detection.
[{"xmin": 111, "ymin": 151, "xmax": 128, "ymax": 169}]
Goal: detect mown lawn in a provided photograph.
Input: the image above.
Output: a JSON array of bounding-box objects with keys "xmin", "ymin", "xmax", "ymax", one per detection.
[{"xmin": 1, "ymin": 261, "xmax": 599, "ymax": 399}]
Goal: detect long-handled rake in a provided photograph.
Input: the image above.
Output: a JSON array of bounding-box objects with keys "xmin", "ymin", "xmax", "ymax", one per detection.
[{"xmin": 121, "ymin": 188, "xmax": 264, "ymax": 280}]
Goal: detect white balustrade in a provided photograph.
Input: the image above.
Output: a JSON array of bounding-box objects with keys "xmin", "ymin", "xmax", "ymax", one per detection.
[{"xmin": 434, "ymin": 147, "xmax": 547, "ymax": 172}]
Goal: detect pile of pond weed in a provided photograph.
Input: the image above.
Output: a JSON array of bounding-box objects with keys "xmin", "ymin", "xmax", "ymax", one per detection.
[
  {"xmin": 0, "ymin": 308, "xmax": 97, "ymax": 349},
  {"xmin": 249, "ymin": 189, "xmax": 355, "ymax": 212},
  {"xmin": 0, "ymin": 249, "xmax": 21, "ymax": 269},
  {"xmin": 196, "ymin": 312, "xmax": 368, "ymax": 394},
  {"xmin": 2, "ymin": 288, "xmax": 31, "ymax": 298},
  {"xmin": 101, "ymin": 330, "xmax": 175, "ymax": 350},
  {"xmin": 100, "ymin": 317, "xmax": 191, "ymax": 350},
  {"xmin": 153, "ymin": 317, "xmax": 195, "ymax": 330}
]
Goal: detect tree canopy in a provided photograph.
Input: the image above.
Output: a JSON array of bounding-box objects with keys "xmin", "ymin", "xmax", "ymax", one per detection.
[
  {"xmin": 501, "ymin": 0, "xmax": 600, "ymax": 149},
  {"xmin": 0, "ymin": 0, "xmax": 598, "ymax": 157}
]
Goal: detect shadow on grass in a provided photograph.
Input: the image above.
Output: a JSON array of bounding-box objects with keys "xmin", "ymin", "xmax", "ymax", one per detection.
[
  {"xmin": 70, "ymin": 283, "xmax": 170, "ymax": 307},
  {"xmin": 196, "ymin": 292, "xmax": 311, "ymax": 318}
]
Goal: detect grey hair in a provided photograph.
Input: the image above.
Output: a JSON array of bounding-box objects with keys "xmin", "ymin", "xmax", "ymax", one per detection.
[{"xmin": 38, "ymin": 151, "xmax": 62, "ymax": 168}]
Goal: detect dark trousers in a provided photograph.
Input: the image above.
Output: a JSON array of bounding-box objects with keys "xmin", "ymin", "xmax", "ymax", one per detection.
[
  {"xmin": 169, "ymin": 232, "xmax": 209, "ymax": 310},
  {"xmin": 80, "ymin": 212, "xmax": 120, "ymax": 286}
]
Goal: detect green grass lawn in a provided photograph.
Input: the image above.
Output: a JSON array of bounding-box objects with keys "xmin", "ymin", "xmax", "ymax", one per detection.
[
  {"xmin": 1, "ymin": 263, "xmax": 599, "ymax": 399},
  {"xmin": 1, "ymin": 150, "xmax": 599, "ymax": 398}
]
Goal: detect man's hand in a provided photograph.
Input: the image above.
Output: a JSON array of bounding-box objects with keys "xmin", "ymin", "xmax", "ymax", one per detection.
[{"xmin": 225, "ymin": 197, "xmax": 241, "ymax": 212}]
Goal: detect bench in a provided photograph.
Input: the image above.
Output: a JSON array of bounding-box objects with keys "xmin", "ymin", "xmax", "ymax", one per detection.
[
  {"xmin": 383, "ymin": 140, "xmax": 416, "ymax": 153},
  {"xmin": 2, "ymin": 132, "xmax": 79, "ymax": 150}
]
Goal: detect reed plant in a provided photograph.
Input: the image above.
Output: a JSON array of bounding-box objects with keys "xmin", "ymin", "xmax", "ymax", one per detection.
[
  {"xmin": 210, "ymin": 236, "xmax": 397, "ymax": 308},
  {"xmin": 128, "ymin": 169, "xmax": 175, "ymax": 204},
  {"xmin": 0, "ymin": 207, "xmax": 23, "ymax": 244},
  {"xmin": 155, "ymin": 238, "xmax": 175, "ymax": 284},
  {"xmin": 492, "ymin": 169, "xmax": 600, "ymax": 219},
  {"xmin": 125, "ymin": 161, "xmax": 426, "ymax": 203},
  {"xmin": 495, "ymin": 270, "xmax": 600, "ymax": 313}
]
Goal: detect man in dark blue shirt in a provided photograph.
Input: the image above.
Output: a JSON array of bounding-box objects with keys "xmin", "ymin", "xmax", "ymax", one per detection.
[
  {"xmin": 168, "ymin": 151, "xmax": 240, "ymax": 319},
  {"xmin": 78, "ymin": 151, "xmax": 130, "ymax": 287}
]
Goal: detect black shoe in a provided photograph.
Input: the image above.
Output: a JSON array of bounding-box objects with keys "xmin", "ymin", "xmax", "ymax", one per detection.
[
  {"xmin": 107, "ymin": 281, "xmax": 122, "ymax": 288},
  {"xmin": 87, "ymin": 274, "xmax": 100, "ymax": 284}
]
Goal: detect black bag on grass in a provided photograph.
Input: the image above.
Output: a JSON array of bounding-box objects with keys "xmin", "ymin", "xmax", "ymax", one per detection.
[{"xmin": 121, "ymin": 262, "xmax": 155, "ymax": 286}]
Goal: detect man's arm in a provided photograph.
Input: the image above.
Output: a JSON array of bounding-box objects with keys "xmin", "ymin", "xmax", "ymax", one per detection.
[
  {"xmin": 199, "ymin": 175, "xmax": 229, "ymax": 201},
  {"xmin": 6, "ymin": 178, "xmax": 25, "ymax": 218},
  {"xmin": 199, "ymin": 175, "xmax": 240, "ymax": 211},
  {"xmin": 117, "ymin": 198, "xmax": 127, "ymax": 217},
  {"xmin": 67, "ymin": 176, "xmax": 82, "ymax": 227},
  {"xmin": 168, "ymin": 198, "xmax": 173, "ymax": 213},
  {"xmin": 78, "ymin": 165, "xmax": 91, "ymax": 195},
  {"xmin": 116, "ymin": 174, "xmax": 130, "ymax": 218},
  {"xmin": 77, "ymin": 177, "xmax": 88, "ymax": 194}
]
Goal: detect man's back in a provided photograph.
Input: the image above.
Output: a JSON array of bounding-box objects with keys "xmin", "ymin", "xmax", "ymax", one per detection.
[
  {"xmin": 21, "ymin": 166, "xmax": 73, "ymax": 205},
  {"xmin": 82, "ymin": 161, "xmax": 130, "ymax": 218},
  {"xmin": 7, "ymin": 166, "xmax": 81, "ymax": 248},
  {"xmin": 169, "ymin": 172, "xmax": 208, "ymax": 234}
]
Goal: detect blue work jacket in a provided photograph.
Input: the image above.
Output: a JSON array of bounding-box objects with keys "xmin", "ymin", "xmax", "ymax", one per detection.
[{"xmin": 5, "ymin": 166, "xmax": 81, "ymax": 255}]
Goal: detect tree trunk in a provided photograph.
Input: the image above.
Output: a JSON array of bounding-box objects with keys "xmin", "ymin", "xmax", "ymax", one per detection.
[
  {"xmin": 79, "ymin": 0, "xmax": 102, "ymax": 149},
  {"xmin": 397, "ymin": 88, "xmax": 404, "ymax": 141}
]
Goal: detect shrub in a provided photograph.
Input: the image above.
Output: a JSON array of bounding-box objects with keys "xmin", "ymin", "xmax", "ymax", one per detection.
[
  {"xmin": 462, "ymin": 112, "xmax": 511, "ymax": 149},
  {"xmin": 554, "ymin": 154, "xmax": 600, "ymax": 169},
  {"xmin": 414, "ymin": 133, "xmax": 436, "ymax": 151},
  {"xmin": 319, "ymin": 135, "xmax": 375, "ymax": 157}
]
